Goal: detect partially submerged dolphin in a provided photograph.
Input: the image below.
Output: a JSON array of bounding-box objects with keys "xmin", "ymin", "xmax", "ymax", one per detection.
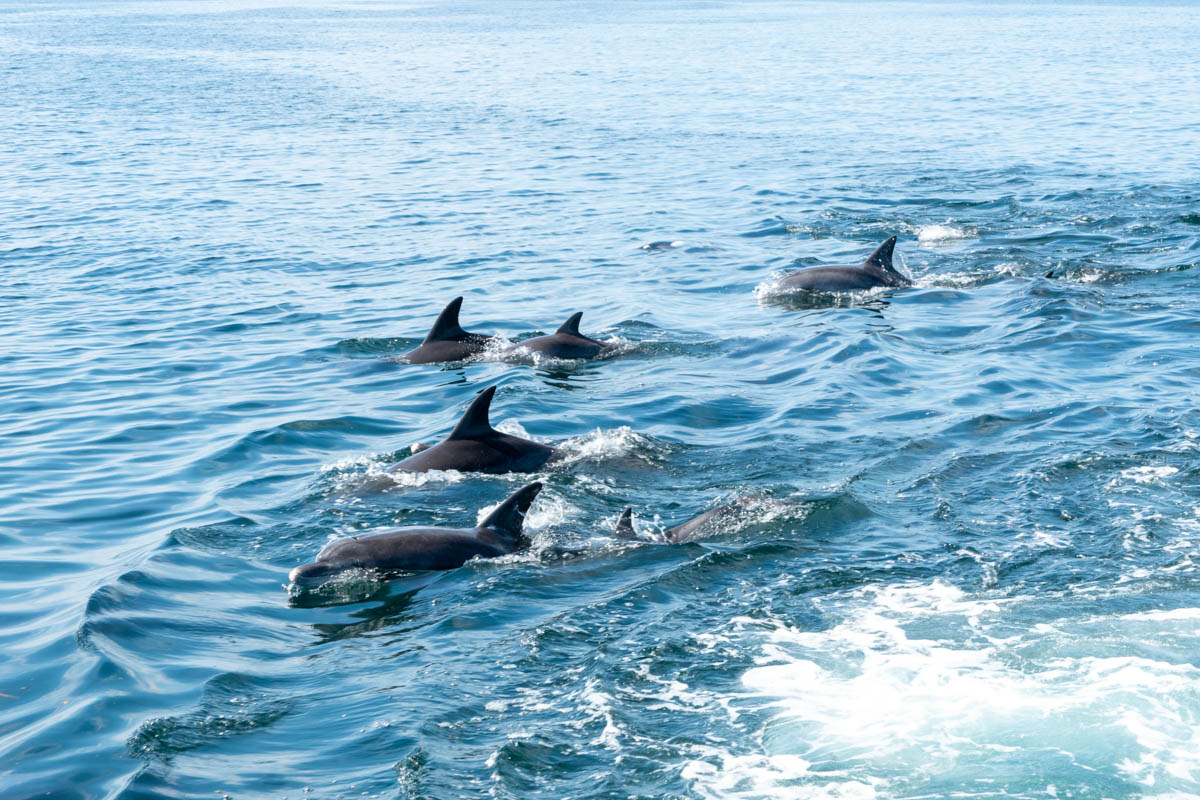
[
  {"xmin": 613, "ymin": 498, "xmax": 752, "ymax": 543},
  {"xmin": 403, "ymin": 297, "xmax": 497, "ymax": 364},
  {"xmin": 389, "ymin": 386, "xmax": 557, "ymax": 474},
  {"xmin": 289, "ymin": 482, "xmax": 543, "ymax": 584},
  {"xmin": 508, "ymin": 312, "xmax": 605, "ymax": 360},
  {"xmin": 775, "ymin": 236, "xmax": 911, "ymax": 293}
]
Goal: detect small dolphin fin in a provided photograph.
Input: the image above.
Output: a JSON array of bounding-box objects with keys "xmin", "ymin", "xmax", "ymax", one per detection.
[
  {"xmin": 614, "ymin": 507, "xmax": 638, "ymax": 540},
  {"xmin": 479, "ymin": 482, "xmax": 543, "ymax": 536},
  {"xmin": 447, "ymin": 385, "xmax": 498, "ymax": 440},
  {"xmin": 863, "ymin": 236, "xmax": 898, "ymax": 270},
  {"xmin": 423, "ymin": 297, "xmax": 468, "ymax": 343},
  {"xmin": 1044, "ymin": 270, "xmax": 1055, "ymax": 279},
  {"xmin": 556, "ymin": 312, "xmax": 584, "ymax": 337}
]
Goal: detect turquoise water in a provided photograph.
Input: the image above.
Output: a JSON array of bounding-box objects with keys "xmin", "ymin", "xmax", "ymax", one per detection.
[{"xmin": 3, "ymin": 0, "xmax": 1200, "ymax": 797}]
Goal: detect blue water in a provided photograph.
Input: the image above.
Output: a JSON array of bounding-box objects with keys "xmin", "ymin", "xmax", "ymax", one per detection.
[{"xmin": 3, "ymin": 1, "xmax": 1200, "ymax": 797}]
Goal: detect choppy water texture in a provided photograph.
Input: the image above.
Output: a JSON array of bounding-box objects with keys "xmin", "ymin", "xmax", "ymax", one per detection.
[{"xmin": 3, "ymin": 1, "xmax": 1200, "ymax": 797}]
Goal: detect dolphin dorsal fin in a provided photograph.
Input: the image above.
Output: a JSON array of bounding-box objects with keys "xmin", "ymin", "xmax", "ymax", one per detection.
[
  {"xmin": 862, "ymin": 236, "xmax": 898, "ymax": 271},
  {"xmin": 478, "ymin": 482, "xmax": 543, "ymax": 537},
  {"xmin": 614, "ymin": 507, "xmax": 638, "ymax": 540},
  {"xmin": 423, "ymin": 297, "xmax": 468, "ymax": 343},
  {"xmin": 447, "ymin": 385, "xmax": 498, "ymax": 440},
  {"xmin": 556, "ymin": 312, "xmax": 584, "ymax": 337}
]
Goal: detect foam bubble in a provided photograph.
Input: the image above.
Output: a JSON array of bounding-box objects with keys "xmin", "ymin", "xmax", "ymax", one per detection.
[
  {"xmin": 914, "ymin": 223, "xmax": 972, "ymax": 246},
  {"xmin": 686, "ymin": 581, "xmax": 1200, "ymax": 798},
  {"xmin": 1120, "ymin": 465, "xmax": 1179, "ymax": 485},
  {"xmin": 320, "ymin": 453, "xmax": 465, "ymax": 492},
  {"xmin": 755, "ymin": 277, "xmax": 889, "ymax": 305},
  {"xmin": 553, "ymin": 426, "xmax": 665, "ymax": 466},
  {"xmin": 479, "ymin": 334, "xmax": 632, "ymax": 366},
  {"xmin": 494, "ymin": 419, "xmax": 533, "ymax": 439}
]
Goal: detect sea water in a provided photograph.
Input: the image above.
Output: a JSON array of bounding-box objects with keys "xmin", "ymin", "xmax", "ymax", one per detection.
[{"xmin": 2, "ymin": 1, "xmax": 1200, "ymax": 797}]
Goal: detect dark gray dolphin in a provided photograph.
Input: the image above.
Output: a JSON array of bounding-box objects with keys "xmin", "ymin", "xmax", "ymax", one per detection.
[
  {"xmin": 614, "ymin": 499, "xmax": 752, "ymax": 543},
  {"xmin": 389, "ymin": 385, "xmax": 557, "ymax": 474},
  {"xmin": 289, "ymin": 482, "xmax": 543, "ymax": 584},
  {"xmin": 775, "ymin": 236, "xmax": 911, "ymax": 293},
  {"xmin": 508, "ymin": 312, "xmax": 605, "ymax": 360},
  {"xmin": 403, "ymin": 297, "xmax": 497, "ymax": 364}
]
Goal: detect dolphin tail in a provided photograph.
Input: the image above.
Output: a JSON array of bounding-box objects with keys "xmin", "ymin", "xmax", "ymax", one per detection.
[
  {"xmin": 863, "ymin": 236, "xmax": 898, "ymax": 271},
  {"xmin": 423, "ymin": 297, "xmax": 468, "ymax": 343},
  {"xmin": 447, "ymin": 385, "xmax": 499, "ymax": 440},
  {"xmin": 479, "ymin": 482, "xmax": 543, "ymax": 537},
  {"xmin": 556, "ymin": 311, "xmax": 584, "ymax": 336},
  {"xmin": 613, "ymin": 507, "xmax": 638, "ymax": 540}
]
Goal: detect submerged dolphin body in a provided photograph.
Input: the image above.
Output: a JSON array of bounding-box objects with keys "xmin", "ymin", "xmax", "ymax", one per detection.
[
  {"xmin": 508, "ymin": 312, "xmax": 605, "ymax": 360},
  {"xmin": 289, "ymin": 482, "xmax": 543, "ymax": 584},
  {"xmin": 613, "ymin": 498, "xmax": 754, "ymax": 543},
  {"xmin": 774, "ymin": 236, "xmax": 911, "ymax": 293},
  {"xmin": 389, "ymin": 386, "xmax": 557, "ymax": 474},
  {"xmin": 403, "ymin": 297, "xmax": 497, "ymax": 364}
]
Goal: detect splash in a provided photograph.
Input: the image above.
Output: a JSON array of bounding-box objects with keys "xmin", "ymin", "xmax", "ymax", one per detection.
[
  {"xmin": 755, "ymin": 276, "xmax": 889, "ymax": 306},
  {"xmin": 320, "ymin": 453, "xmax": 465, "ymax": 492},
  {"xmin": 553, "ymin": 426, "xmax": 667, "ymax": 466},
  {"xmin": 683, "ymin": 581, "xmax": 1200, "ymax": 798},
  {"xmin": 913, "ymin": 223, "xmax": 973, "ymax": 246}
]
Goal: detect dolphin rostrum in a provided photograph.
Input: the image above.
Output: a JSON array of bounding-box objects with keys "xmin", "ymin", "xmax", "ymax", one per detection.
[
  {"xmin": 403, "ymin": 297, "xmax": 497, "ymax": 364},
  {"xmin": 774, "ymin": 236, "xmax": 911, "ymax": 293},
  {"xmin": 508, "ymin": 312, "xmax": 606, "ymax": 360},
  {"xmin": 389, "ymin": 385, "xmax": 557, "ymax": 474},
  {"xmin": 289, "ymin": 482, "xmax": 543, "ymax": 584}
]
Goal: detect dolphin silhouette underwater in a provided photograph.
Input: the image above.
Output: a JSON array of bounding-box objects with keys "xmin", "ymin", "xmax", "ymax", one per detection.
[
  {"xmin": 507, "ymin": 312, "xmax": 606, "ymax": 360},
  {"xmin": 613, "ymin": 497, "xmax": 759, "ymax": 543},
  {"xmin": 774, "ymin": 236, "xmax": 911, "ymax": 293},
  {"xmin": 289, "ymin": 482, "xmax": 543, "ymax": 584},
  {"xmin": 389, "ymin": 385, "xmax": 557, "ymax": 474},
  {"xmin": 403, "ymin": 297, "xmax": 498, "ymax": 364}
]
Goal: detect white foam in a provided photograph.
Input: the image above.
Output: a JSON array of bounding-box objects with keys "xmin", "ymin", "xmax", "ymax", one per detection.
[
  {"xmin": 493, "ymin": 418, "xmax": 533, "ymax": 439},
  {"xmin": 480, "ymin": 333, "xmax": 630, "ymax": 367},
  {"xmin": 683, "ymin": 581, "xmax": 1200, "ymax": 798},
  {"xmin": 554, "ymin": 426, "xmax": 663, "ymax": 466},
  {"xmin": 1121, "ymin": 465, "xmax": 1179, "ymax": 485},
  {"xmin": 914, "ymin": 223, "xmax": 972, "ymax": 246},
  {"xmin": 755, "ymin": 276, "xmax": 889, "ymax": 305},
  {"xmin": 320, "ymin": 453, "xmax": 466, "ymax": 491}
]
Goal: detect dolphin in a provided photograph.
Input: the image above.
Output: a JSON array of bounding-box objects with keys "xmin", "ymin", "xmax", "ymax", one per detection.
[
  {"xmin": 289, "ymin": 482, "xmax": 543, "ymax": 584},
  {"xmin": 613, "ymin": 499, "xmax": 752, "ymax": 543},
  {"xmin": 403, "ymin": 297, "xmax": 497, "ymax": 364},
  {"xmin": 774, "ymin": 236, "xmax": 911, "ymax": 293},
  {"xmin": 389, "ymin": 385, "xmax": 557, "ymax": 474},
  {"xmin": 508, "ymin": 312, "xmax": 605, "ymax": 360}
]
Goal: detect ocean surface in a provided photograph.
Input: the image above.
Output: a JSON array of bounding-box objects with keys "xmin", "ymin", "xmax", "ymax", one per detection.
[{"xmin": 3, "ymin": 0, "xmax": 1200, "ymax": 797}]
